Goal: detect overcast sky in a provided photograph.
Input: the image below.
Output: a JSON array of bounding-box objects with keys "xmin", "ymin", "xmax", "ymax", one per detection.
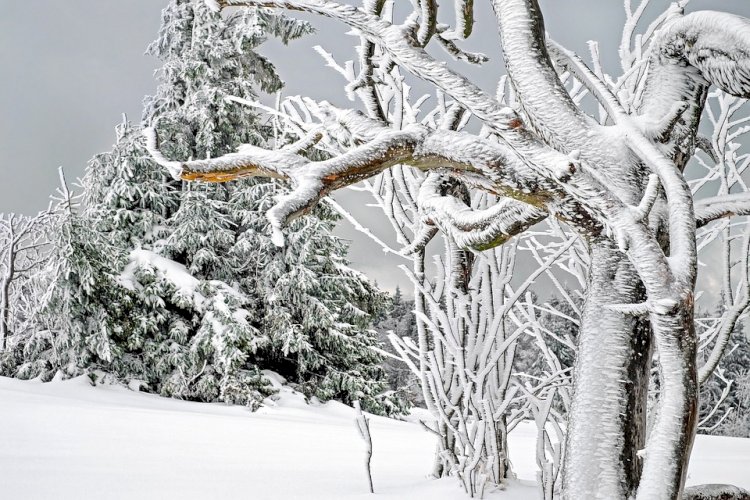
[{"xmin": 2, "ymin": 0, "xmax": 749, "ymax": 294}]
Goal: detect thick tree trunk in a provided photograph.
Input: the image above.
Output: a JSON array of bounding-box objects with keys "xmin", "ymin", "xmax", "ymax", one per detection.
[
  {"xmin": 563, "ymin": 239, "xmax": 651, "ymax": 499},
  {"xmin": 563, "ymin": 239, "xmax": 699, "ymax": 500},
  {"xmin": 636, "ymin": 307, "xmax": 698, "ymax": 500}
]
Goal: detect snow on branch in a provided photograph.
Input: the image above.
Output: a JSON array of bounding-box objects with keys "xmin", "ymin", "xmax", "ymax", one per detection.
[
  {"xmin": 698, "ymin": 233, "xmax": 750, "ymax": 384},
  {"xmin": 656, "ymin": 12, "xmax": 750, "ymax": 99},
  {"xmin": 210, "ymin": 0, "xmax": 580, "ymax": 181},
  {"xmin": 695, "ymin": 192, "xmax": 750, "ymax": 227},
  {"xmin": 415, "ymin": 0, "xmax": 437, "ymax": 46},
  {"xmin": 491, "ymin": 0, "xmax": 595, "ymax": 151},
  {"xmin": 452, "ymin": 0, "xmax": 474, "ymax": 39},
  {"xmin": 433, "ymin": 28, "xmax": 488, "ymax": 65},
  {"xmin": 412, "ymin": 173, "xmax": 547, "ymax": 252},
  {"xmin": 145, "ymin": 111, "xmax": 569, "ymax": 246},
  {"xmin": 639, "ymin": 10, "xmax": 750, "ymax": 136}
]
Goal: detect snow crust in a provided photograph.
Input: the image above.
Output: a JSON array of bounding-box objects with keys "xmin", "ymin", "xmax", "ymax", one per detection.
[{"xmin": 0, "ymin": 377, "xmax": 748, "ymax": 499}]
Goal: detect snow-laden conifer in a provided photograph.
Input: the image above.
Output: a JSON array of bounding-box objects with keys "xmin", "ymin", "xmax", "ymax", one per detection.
[{"xmin": 27, "ymin": 0, "xmax": 399, "ymax": 413}]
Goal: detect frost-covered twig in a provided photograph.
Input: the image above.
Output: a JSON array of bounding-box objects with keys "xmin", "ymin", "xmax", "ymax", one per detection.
[
  {"xmin": 695, "ymin": 192, "xmax": 750, "ymax": 228},
  {"xmin": 353, "ymin": 401, "xmax": 374, "ymax": 494}
]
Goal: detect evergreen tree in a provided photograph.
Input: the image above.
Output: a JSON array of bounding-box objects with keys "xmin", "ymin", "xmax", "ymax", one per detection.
[
  {"xmin": 371, "ymin": 288, "xmax": 421, "ymax": 406},
  {"xmin": 9, "ymin": 0, "xmax": 401, "ymax": 414},
  {"xmin": 255, "ymin": 206, "xmax": 396, "ymax": 414},
  {"xmin": 5, "ymin": 170, "xmax": 132, "ymax": 381}
]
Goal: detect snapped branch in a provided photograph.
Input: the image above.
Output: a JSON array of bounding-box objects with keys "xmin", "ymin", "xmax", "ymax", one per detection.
[{"xmin": 146, "ymin": 112, "xmax": 571, "ymax": 246}]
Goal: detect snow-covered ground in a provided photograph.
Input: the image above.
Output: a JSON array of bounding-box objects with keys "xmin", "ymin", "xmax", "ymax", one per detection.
[{"xmin": 1, "ymin": 375, "xmax": 748, "ymax": 500}]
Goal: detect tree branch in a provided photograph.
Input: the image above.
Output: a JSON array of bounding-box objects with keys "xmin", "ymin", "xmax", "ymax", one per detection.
[
  {"xmin": 415, "ymin": 173, "xmax": 547, "ymax": 251},
  {"xmin": 491, "ymin": 0, "xmax": 595, "ymax": 152},
  {"xmin": 695, "ymin": 192, "xmax": 750, "ymax": 227},
  {"xmin": 639, "ymin": 10, "xmax": 750, "ymax": 164},
  {"xmin": 146, "ymin": 115, "xmax": 569, "ymax": 245},
  {"xmin": 210, "ymin": 0, "xmax": 582, "ymax": 189}
]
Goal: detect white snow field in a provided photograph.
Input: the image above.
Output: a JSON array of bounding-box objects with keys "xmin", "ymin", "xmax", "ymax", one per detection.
[{"xmin": 1, "ymin": 375, "xmax": 748, "ymax": 500}]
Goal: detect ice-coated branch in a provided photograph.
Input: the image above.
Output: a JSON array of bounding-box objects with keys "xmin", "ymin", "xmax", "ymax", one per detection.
[
  {"xmin": 632, "ymin": 173, "xmax": 661, "ymax": 221},
  {"xmin": 698, "ymin": 232, "xmax": 750, "ymax": 384},
  {"xmin": 639, "ymin": 10, "xmax": 750, "ymax": 143},
  {"xmin": 353, "ymin": 401, "xmax": 374, "ymax": 494},
  {"xmin": 146, "ymin": 115, "xmax": 576, "ymax": 246},
  {"xmin": 639, "ymin": 102, "xmax": 690, "ymax": 142},
  {"xmin": 695, "ymin": 192, "xmax": 750, "ymax": 227},
  {"xmin": 144, "ymin": 126, "xmax": 297, "ymax": 182},
  {"xmin": 620, "ymin": 0, "xmax": 652, "ymax": 71},
  {"xmin": 660, "ymin": 12, "xmax": 750, "ymax": 98},
  {"xmin": 491, "ymin": 0, "xmax": 595, "ymax": 152},
  {"xmin": 348, "ymin": 0, "xmax": 386, "ymax": 121},
  {"xmin": 456, "ymin": 0, "xmax": 474, "ymax": 39},
  {"xmin": 415, "ymin": 173, "xmax": 547, "ymax": 251},
  {"xmin": 695, "ymin": 134, "xmax": 719, "ymax": 163},
  {"xmin": 433, "ymin": 29, "xmax": 488, "ymax": 65},
  {"xmin": 209, "ymin": 0, "xmax": 588, "ymax": 190},
  {"xmin": 324, "ymin": 198, "xmax": 409, "ymax": 259},
  {"xmin": 697, "ymin": 368, "xmax": 734, "ymax": 432},
  {"xmin": 546, "ymin": 40, "xmax": 623, "ymax": 122},
  {"xmin": 416, "ymin": 0, "xmax": 437, "ymax": 46}
]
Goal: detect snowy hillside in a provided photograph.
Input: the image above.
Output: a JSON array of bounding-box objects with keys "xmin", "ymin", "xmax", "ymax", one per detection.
[{"xmin": 0, "ymin": 376, "xmax": 748, "ymax": 500}]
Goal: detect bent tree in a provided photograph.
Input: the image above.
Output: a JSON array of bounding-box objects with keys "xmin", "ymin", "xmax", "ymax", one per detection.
[{"xmin": 147, "ymin": 0, "xmax": 750, "ymax": 498}]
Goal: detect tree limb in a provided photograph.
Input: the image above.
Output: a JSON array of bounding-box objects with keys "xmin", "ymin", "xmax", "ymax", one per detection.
[
  {"xmin": 695, "ymin": 192, "xmax": 750, "ymax": 227},
  {"xmin": 210, "ymin": 0, "xmax": 581, "ymax": 187},
  {"xmin": 491, "ymin": 0, "xmax": 595, "ymax": 152},
  {"xmin": 415, "ymin": 173, "xmax": 547, "ymax": 251},
  {"xmin": 145, "ymin": 116, "xmax": 570, "ymax": 245}
]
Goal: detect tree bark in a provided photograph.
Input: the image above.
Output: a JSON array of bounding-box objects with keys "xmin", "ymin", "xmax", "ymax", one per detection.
[
  {"xmin": 563, "ymin": 239, "xmax": 651, "ymax": 499},
  {"xmin": 0, "ymin": 253, "xmax": 15, "ymax": 351},
  {"xmin": 637, "ymin": 306, "xmax": 698, "ymax": 500}
]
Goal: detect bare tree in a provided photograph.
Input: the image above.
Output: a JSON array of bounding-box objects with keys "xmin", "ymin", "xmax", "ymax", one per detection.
[
  {"xmin": 147, "ymin": 0, "xmax": 750, "ymax": 498},
  {"xmin": 257, "ymin": 58, "xmax": 575, "ymax": 496},
  {"xmin": 0, "ymin": 212, "xmax": 52, "ymax": 351}
]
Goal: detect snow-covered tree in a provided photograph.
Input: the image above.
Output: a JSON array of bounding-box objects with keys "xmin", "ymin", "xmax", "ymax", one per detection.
[
  {"xmin": 84, "ymin": 117, "xmax": 178, "ymax": 250},
  {"xmin": 5, "ymin": 170, "xmax": 132, "ymax": 381},
  {"xmin": 0, "ymin": 211, "xmax": 52, "ymax": 352},
  {"xmin": 73, "ymin": 0, "xmax": 396, "ymax": 412},
  {"xmin": 372, "ymin": 288, "xmax": 419, "ymax": 400},
  {"xmin": 148, "ymin": 0, "xmax": 750, "ymax": 497}
]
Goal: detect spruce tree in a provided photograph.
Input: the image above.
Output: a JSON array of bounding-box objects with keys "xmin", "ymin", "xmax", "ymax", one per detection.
[
  {"xmin": 23, "ymin": 0, "xmax": 403, "ymax": 414},
  {"xmin": 6, "ymin": 170, "xmax": 132, "ymax": 381}
]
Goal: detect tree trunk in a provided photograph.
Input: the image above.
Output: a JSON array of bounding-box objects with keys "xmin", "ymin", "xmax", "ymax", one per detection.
[
  {"xmin": 563, "ymin": 239, "xmax": 652, "ymax": 499},
  {"xmin": 636, "ymin": 306, "xmax": 698, "ymax": 500},
  {"xmin": 0, "ymin": 275, "xmax": 12, "ymax": 351}
]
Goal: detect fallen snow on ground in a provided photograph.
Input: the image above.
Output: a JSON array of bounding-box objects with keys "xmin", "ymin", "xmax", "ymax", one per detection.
[{"xmin": 0, "ymin": 375, "xmax": 748, "ymax": 500}]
